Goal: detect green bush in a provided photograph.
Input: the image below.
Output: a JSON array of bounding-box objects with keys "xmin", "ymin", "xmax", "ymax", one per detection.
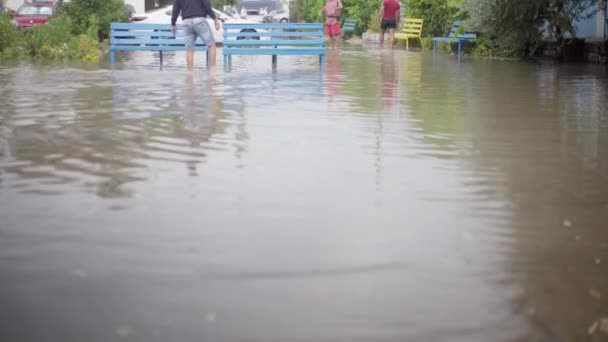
[
  {"xmin": 341, "ymin": 0, "xmax": 380, "ymax": 34},
  {"xmin": 43, "ymin": 15, "xmax": 73, "ymax": 46},
  {"xmin": 403, "ymin": 0, "xmax": 465, "ymax": 37},
  {"xmin": 462, "ymin": 0, "xmax": 606, "ymax": 58},
  {"xmin": 67, "ymin": 34, "xmax": 100, "ymax": 62},
  {"xmin": 471, "ymin": 35, "xmax": 500, "ymax": 57},
  {"xmin": 1, "ymin": 4, "xmax": 103, "ymax": 61},
  {"xmin": 0, "ymin": 13, "xmax": 18, "ymax": 56},
  {"xmin": 13, "ymin": 14, "xmax": 99, "ymax": 61},
  {"xmin": 57, "ymin": 0, "xmax": 127, "ymax": 40},
  {"xmin": 18, "ymin": 15, "xmax": 74, "ymax": 59},
  {"xmin": 295, "ymin": 0, "xmax": 380, "ymax": 34},
  {"xmin": 20, "ymin": 28, "xmax": 47, "ymax": 57}
]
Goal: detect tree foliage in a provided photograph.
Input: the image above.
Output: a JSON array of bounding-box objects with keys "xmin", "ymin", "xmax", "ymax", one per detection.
[
  {"xmin": 463, "ymin": 0, "xmax": 607, "ymax": 57},
  {"xmin": 403, "ymin": 0, "xmax": 465, "ymax": 37},
  {"xmin": 56, "ymin": 0, "xmax": 127, "ymax": 40},
  {"xmin": 296, "ymin": 0, "xmax": 379, "ymax": 34}
]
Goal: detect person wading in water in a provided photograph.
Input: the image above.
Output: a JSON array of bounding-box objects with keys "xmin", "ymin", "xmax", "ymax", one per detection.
[
  {"xmin": 378, "ymin": 0, "xmax": 400, "ymax": 49},
  {"xmin": 172, "ymin": 0, "xmax": 220, "ymax": 70},
  {"xmin": 320, "ymin": 0, "xmax": 343, "ymax": 49}
]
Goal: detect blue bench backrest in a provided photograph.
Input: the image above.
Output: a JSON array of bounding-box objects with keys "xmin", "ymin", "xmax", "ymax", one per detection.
[
  {"xmin": 342, "ymin": 18, "xmax": 357, "ymax": 32},
  {"xmin": 222, "ymin": 23, "xmax": 324, "ymax": 47},
  {"xmin": 447, "ymin": 20, "xmax": 460, "ymax": 38},
  {"xmin": 110, "ymin": 23, "xmax": 208, "ymax": 51},
  {"xmin": 446, "ymin": 20, "xmax": 477, "ymax": 39}
]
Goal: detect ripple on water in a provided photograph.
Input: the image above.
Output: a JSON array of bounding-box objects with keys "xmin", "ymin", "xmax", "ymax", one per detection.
[{"xmin": 1, "ymin": 51, "xmax": 608, "ymax": 342}]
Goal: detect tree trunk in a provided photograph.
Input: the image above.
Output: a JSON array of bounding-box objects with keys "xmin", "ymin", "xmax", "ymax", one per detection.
[
  {"xmin": 553, "ymin": 25, "xmax": 564, "ymax": 61},
  {"xmin": 145, "ymin": 0, "xmax": 156, "ymax": 12}
]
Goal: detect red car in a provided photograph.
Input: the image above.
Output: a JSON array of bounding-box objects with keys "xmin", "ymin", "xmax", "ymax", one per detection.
[{"xmin": 11, "ymin": 1, "xmax": 56, "ymax": 28}]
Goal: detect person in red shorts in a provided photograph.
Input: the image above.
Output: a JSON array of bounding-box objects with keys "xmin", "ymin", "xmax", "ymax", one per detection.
[
  {"xmin": 379, "ymin": 0, "xmax": 400, "ymax": 49},
  {"xmin": 321, "ymin": 0, "xmax": 343, "ymax": 48}
]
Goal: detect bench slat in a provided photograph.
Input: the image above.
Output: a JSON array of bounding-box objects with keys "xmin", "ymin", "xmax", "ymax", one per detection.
[
  {"xmin": 224, "ymin": 40, "xmax": 323, "ymax": 46},
  {"xmin": 111, "ymin": 45, "xmax": 208, "ymax": 52},
  {"xmin": 432, "ymin": 36, "xmax": 476, "ymax": 42},
  {"xmin": 224, "ymin": 31, "xmax": 322, "ymax": 37},
  {"xmin": 111, "ymin": 31, "xmax": 178, "ymax": 38},
  {"xmin": 111, "ymin": 38, "xmax": 208, "ymax": 45},
  {"xmin": 111, "ymin": 23, "xmax": 178, "ymax": 30},
  {"xmin": 223, "ymin": 23, "xmax": 323, "ymax": 29},
  {"xmin": 224, "ymin": 48, "xmax": 325, "ymax": 55}
]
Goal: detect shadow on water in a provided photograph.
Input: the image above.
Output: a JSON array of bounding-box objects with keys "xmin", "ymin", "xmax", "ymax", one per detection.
[{"xmin": 0, "ymin": 51, "xmax": 607, "ymax": 342}]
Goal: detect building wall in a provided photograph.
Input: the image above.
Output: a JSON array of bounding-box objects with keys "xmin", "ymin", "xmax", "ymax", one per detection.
[
  {"xmin": 574, "ymin": 12, "xmax": 605, "ymax": 39},
  {"xmin": 127, "ymin": 0, "xmax": 145, "ymax": 13},
  {"xmin": 572, "ymin": 4, "xmax": 606, "ymax": 40}
]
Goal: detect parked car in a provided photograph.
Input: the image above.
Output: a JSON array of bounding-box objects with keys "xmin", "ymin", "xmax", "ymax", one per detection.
[
  {"xmin": 221, "ymin": 6, "xmax": 241, "ymax": 20},
  {"xmin": 238, "ymin": 0, "xmax": 280, "ymax": 13},
  {"xmin": 131, "ymin": 5, "xmax": 268, "ymax": 44},
  {"xmin": 269, "ymin": 8, "xmax": 289, "ymax": 23},
  {"xmin": 243, "ymin": 9, "xmax": 265, "ymax": 23},
  {"xmin": 11, "ymin": 1, "xmax": 56, "ymax": 28}
]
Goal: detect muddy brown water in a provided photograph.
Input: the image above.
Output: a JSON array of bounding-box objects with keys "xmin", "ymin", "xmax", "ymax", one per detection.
[{"xmin": 1, "ymin": 49, "xmax": 608, "ymax": 342}]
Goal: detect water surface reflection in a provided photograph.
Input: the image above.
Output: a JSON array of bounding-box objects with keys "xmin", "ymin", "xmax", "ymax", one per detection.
[{"xmin": 0, "ymin": 51, "xmax": 607, "ymax": 342}]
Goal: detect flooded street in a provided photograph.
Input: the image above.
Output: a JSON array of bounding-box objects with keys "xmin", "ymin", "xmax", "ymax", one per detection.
[{"xmin": 1, "ymin": 49, "xmax": 607, "ymax": 342}]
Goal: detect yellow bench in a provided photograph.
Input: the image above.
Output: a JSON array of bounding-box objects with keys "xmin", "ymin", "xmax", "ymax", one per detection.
[{"xmin": 394, "ymin": 18, "xmax": 424, "ymax": 51}]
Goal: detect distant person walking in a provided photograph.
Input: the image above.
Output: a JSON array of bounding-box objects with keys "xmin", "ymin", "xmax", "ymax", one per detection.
[
  {"xmin": 379, "ymin": 0, "xmax": 400, "ymax": 49},
  {"xmin": 171, "ymin": 0, "xmax": 220, "ymax": 70},
  {"xmin": 321, "ymin": 0, "xmax": 343, "ymax": 48}
]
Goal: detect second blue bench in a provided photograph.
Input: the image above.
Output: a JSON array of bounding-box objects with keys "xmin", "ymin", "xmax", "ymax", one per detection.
[{"xmin": 223, "ymin": 23, "xmax": 326, "ymax": 66}]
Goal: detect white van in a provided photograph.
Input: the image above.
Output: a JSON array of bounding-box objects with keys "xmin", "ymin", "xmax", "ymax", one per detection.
[{"xmin": 237, "ymin": 0, "xmax": 289, "ymax": 23}]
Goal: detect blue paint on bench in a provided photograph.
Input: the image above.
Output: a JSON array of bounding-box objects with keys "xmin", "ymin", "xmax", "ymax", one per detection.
[
  {"xmin": 223, "ymin": 23, "xmax": 325, "ymax": 67},
  {"xmin": 432, "ymin": 21, "xmax": 477, "ymax": 61},
  {"xmin": 110, "ymin": 23, "xmax": 209, "ymax": 67}
]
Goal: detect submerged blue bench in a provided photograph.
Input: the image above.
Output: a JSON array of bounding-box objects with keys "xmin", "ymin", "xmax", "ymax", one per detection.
[
  {"xmin": 432, "ymin": 21, "xmax": 477, "ymax": 60},
  {"xmin": 222, "ymin": 23, "xmax": 326, "ymax": 66},
  {"xmin": 110, "ymin": 23, "xmax": 209, "ymax": 67}
]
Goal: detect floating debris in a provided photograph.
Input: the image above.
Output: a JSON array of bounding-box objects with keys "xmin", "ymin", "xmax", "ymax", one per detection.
[
  {"xmin": 589, "ymin": 320, "xmax": 599, "ymax": 335},
  {"xmin": 116, "ymin": 326, "xmax": 134, "ymax": 338},
  {"xmin": 601, "ymin": 318, "xmax": 608, "ymax": 335},
  {"xmin": 205, "ymin": 313, "xmax": 216, "ymax": 322},
  {"xmin": 563, "ymin": 219, "xmax": 573, "ymax": 227},
  {"xmin": 596, "ymin": 258, "xmax": 602, "ymax": 265},
  {"xmin": 575, "ymin": 235, "xmax": 582, "ymax": 241},
  {"xmin": 589, "ymin": 288, "xmax": 601, "ymax": 300},
  {"xmin": 588, "ymin": 318, "xmax": 608, "ymax": 336}
]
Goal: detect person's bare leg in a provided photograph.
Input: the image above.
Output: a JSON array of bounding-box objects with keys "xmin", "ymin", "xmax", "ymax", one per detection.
[
  {"xmin": 379, "ymin": 30, "xmax": 385, "ymax": 49},
  {"xmin": 389, "ymin": 28, "xmax": 395, "ymax": 49},
  {"xmin": 334, "ymin": 35, "xmax": 340, "ymax": 49},
  {"xmin": 208, "ymin": 44, "xmax": 216, "ymax": 68},
  {"xmin": 187, "ymin": 49, "xmax": 194, "ymax": 71}
]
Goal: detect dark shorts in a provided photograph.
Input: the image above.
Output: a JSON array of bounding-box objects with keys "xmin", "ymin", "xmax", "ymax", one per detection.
[{"xmin": 381, "ymin": 19, "xmax": 397, "ymax": 30}]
